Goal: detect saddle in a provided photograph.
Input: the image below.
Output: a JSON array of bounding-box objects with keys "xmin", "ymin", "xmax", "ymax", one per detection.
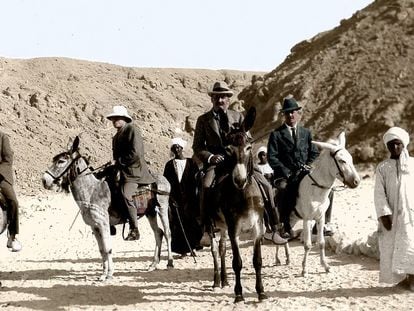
[{"xmin": 95, "ymin": 165, "xmax": 157, "ymax": 219}]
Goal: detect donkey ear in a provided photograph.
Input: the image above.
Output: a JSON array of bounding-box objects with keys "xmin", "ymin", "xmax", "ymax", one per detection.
[
  {"xmin": 337, "ymin": 131, "xmax": 346, "ymax": 147},
  {"xmin": 70, "ymin": 136, "xmax": 80, "ymax": 153},
  {"xmin": 312, "ymin": 141, "xmax": 336, "ymax": 152},
  {"xmin": 242, "ymin": 107, "xmax": 256, "ymax": 132}
]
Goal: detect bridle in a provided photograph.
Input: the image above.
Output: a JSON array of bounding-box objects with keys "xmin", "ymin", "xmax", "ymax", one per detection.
[
  {"xmin": 308, "ymin": 148, "xmax": 346, "ymax": 190},
  {"xmin": 45, "ymin": 152, "xmax": 90, "ymax": 184}
]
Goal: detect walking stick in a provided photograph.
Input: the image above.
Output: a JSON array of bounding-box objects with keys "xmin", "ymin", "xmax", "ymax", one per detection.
[{"xmin": 172, "ymin": 202, "xmax": 197, "ymax": 263}]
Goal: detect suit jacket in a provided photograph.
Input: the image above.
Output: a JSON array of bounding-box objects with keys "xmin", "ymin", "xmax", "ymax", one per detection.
[
  {"xmin": 112, "ymin": 122, "xmax": 155, "ymax": 184},
  {"xmin": 0, "ymin": 131, "xmax": 14, "ymax": 184},
  {"xmin": 192, "ymin": 109, "xmax": 243, "ymax": 164},
  {"xmin": 267, "ymin": 124, "xmax": 319, "ymax": 179}
]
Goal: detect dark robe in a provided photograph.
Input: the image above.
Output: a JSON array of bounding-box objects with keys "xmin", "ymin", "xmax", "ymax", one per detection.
[{"xmin": 163, "ymin": 158, "xmax": 202, "ymax": 254}]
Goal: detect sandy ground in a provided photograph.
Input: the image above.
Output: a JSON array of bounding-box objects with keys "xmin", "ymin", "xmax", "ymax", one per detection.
[{"xmin": 1, "ymin": 171, "xmax": 413, "ymax": 311}]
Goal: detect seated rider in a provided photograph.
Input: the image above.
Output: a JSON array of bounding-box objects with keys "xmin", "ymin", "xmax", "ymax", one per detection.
[
  {"xmin": 267, "ymin": 97, "xmax": 320, "ymax": 239},
  {"xmin": 192, "ymin": 81, "xmax": 287, "ymax": 245},
  {"xmin": 106, "ymin": 105, "xmax": 156, "ymax": 241},
  {"xmin": 0, "ymin": 130, "xmax": 22, "ymax": 252}
]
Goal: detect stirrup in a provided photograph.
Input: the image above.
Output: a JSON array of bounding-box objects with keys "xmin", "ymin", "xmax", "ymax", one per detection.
[{"xmin": 125, "ymin": 228, "xmax": 140, "ymax": 241}]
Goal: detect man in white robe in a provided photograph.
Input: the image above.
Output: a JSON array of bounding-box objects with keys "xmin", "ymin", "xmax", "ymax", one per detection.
[{"xmin": 374, "ymin": 126, "xmax": 414, "ymax": 290}]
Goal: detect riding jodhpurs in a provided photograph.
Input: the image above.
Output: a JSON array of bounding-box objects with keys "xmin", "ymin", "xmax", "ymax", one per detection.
[
  {"xmin": 0, "ymin": 180, "xmax": 19, "ymax": 235},
  {"xmin": 253, "ymin": 171, "xmax": 282, "ymax": 232},
  {"xmin": 121, "ymin": 181, "xmax": 140, "ymax": 230}
]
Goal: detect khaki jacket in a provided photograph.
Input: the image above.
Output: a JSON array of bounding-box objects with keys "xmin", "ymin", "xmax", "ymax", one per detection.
[
  {"xmin": 112, "ymin": 122, "xmax": 155, "ymax": 184},
  {"xmin": 192, "ymin": 109, "xmax": 243, "ymax": 164},
  {"xmin": 0, "ymin": 131, "xmax": 14, "ymax": 184}
]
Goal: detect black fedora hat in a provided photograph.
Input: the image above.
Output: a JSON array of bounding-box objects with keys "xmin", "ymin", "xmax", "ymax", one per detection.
[{"xmin": 280, "ymin": 97, "xmax": 302, "ymax": 113}]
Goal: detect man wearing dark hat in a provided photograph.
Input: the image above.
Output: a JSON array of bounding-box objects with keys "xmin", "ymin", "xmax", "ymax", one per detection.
[
  {"xmin": 107, "ymin": 105, "xmax": 155, "ymax": 241},
  {"xmin": 267, "ymin": 97, "xmax": 320, "ymax": 239},
  {"xmin": 193, "ymin": 81, "xmax": 287, "ymax": 245}
]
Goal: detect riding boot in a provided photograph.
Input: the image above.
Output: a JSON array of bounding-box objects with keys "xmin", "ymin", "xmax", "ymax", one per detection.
[
  {"xmin": 254, "ymin": 173, "xmax": 287, "ymax": 245},
  {"xmin": 199, "ymin": 187, "xmax": 213, "ymax": 247},
  {"xmin": 125, "ymin": 200, "xmax": 140, "ymax": 241}
]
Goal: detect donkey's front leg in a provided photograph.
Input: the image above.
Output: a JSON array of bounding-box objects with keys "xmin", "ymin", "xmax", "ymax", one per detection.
[
  {"xmin": 229, "ymin": 232, "xmax": 244, "ymax": 303},
  {"xmin": 147, "ymin": 214, "xmax": 163, "ymax": 271},
  {"xmin": 316, "ymin": 217, "xmax": 330, "ymax": 273},
  {"xmin": 157, "ymin": 195, "xmax": 174, "ymax": 269},
  {"xmin": 253, "ymin": 236, "xmax": 267, "ymax": 301},
  {"xmin": 301, "ymin": 219, "xmax": 312, "ymax": 277},
  {"xmin": 210, "ymin": 232, "xmax": 221, "ymax": 289},
  {"xmin": 92, "ymin": 225, "xmax": 113, "ymax": 281}
]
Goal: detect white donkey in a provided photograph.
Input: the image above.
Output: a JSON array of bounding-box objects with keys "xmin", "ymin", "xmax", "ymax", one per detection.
[{"xmin": 296, "ymin": 132, "xmax": 360, "ymax": 277}]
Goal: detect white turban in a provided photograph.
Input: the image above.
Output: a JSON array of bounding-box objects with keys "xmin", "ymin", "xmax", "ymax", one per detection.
[
  {"xmin": 383, "ymin": 127, "xmax": 410, "ymax": 173},
  {"xmin": 256, "ymin": 146, "xmax": 267, "ymax": 157},
  {"xmin": 170, "ymin": 137, "xmax": 187, "ymax": 149}
]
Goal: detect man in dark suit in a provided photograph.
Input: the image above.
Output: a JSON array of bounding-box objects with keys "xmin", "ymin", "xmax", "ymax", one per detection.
[
  {"xmin": 267, "ymin": 97, "xmax": 320, "ymax": 239},
  {"xmin": 0, "ymin": 130, "xmax": 22, "ymax": 251},
  {"xmin": 193, "ymin": 81, "xmax": 287, "ymax": 245},
  {"xmin": 107, "ymin": 105, "xmax": 155, "ymax": 241}
]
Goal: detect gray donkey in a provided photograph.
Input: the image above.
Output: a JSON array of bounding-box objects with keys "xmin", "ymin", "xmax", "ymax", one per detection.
[{"xmin": 42, "ymin": 136, "xmax": 173, "ymax": 281}]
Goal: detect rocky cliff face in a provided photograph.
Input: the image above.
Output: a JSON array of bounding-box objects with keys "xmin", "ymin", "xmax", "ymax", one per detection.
[
  {"xmin": 2, "ymin": 0, "xmax": 413, "ymax": 195},
  {"xmin": 238, "ymin": 0, "xmax": 414, "ymax": 163},
  {"xmin": 0, "ymin": 57, "xmax": 259, "ymax": 194}
]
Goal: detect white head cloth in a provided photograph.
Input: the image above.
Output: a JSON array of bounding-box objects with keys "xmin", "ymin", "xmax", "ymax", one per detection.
[
  {"xmin": 256, "ymin": 146, "xmax": 267, "ymax": 157},
  {"xmin": 383, "ymin": 127, "xmax": 410, "ymax": 173},
  {"xmin": 170, "ymin": 137, "xmax": 187, "ymax": 149}
]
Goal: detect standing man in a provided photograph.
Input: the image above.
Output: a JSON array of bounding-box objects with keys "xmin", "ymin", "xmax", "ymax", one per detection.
[
  {"xmin": 267, "ymin": 97, "xmax": 320, "ymax": 239},
  {"xmin": 163, "ymin": 137, "xmax": 202, "ymax": 256},
  {"xmin": 193, "ymin": 81, "xmax": 287, "ymax": 245},
  {"xmin": 106, "ymin": 105, "xmax": 155, "ymax": 241},
  {"xmin": 0, "ymin": 130, "xmax": 22, "ymax": 251},
  {"xmin": 374, "ymin": 127, "xmax": 414, "ymax": 291}
]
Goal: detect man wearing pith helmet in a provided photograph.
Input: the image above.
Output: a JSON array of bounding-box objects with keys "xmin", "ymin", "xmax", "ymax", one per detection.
[
  {"xmin": 106, "ymin": 105, "xmax": 155, "ymax": 241},
  {"xmin": 192, "ymin": 81, "xmax": 287, "ymax": 245}
]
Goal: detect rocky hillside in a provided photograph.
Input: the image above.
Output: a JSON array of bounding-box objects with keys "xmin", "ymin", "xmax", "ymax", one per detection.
[
  {"xmin": 239, "ymin": 0, "xmax": 414, "ymax": 163},
  {"xmin": 2, "ymin": 0, "xmax": 413, "ymax": 196},
  {"xmin": 0, "ymin": 58, "xmax": 259, "ymax": 195}
]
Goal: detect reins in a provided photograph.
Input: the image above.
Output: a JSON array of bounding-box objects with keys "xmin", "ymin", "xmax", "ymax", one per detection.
[
  {"xmin": 308, "ymin": 148, "xmax": 348, "ymax": 191},
  {"xmin": 45, "ymin": 153, "xmax": 82, "ymax": 181},
  {"xmin": 46, "ymin": 153, "xmax": 94, "ymax": 184}
]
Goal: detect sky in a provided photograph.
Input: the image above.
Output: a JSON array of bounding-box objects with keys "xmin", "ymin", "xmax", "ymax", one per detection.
[{"xmin": 0, "ymin": 0, "xmax": 373, "ymax": 72}]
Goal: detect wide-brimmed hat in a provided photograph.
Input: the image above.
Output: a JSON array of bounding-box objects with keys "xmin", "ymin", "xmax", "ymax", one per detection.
[
  {"xmin": 106, "ymin": 105, "xmax": 132, "ymax": 123},
  {"xmin": 208, "ymin": 81, "xmax": 234, "ymax": 97},
  {"xmin": 280, "ymin": 97, "xmax": 302, "ymax": 113}
]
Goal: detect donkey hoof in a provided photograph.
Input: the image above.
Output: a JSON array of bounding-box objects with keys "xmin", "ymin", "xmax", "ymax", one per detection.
[
  {"xmin": 147, "ymin": 264, "xmax": 157, "ymax": 272},
  {"xmin": 301, "ymin": 271, "xmax": 308, "ymax": 278},
  {"xmin": 325, "ymin": 266, "xmax": 331, "ymax": 273},
  {"xmin": 258, "ymin": 293, "xmax": 268, "ymax": 301},
  {"xmin": 234, "ymin": 295, "xmax": 245, "ymax": 304},
  {"xmin": 167, "ymin": 259, "xmax": 174, "ymax": 269}
]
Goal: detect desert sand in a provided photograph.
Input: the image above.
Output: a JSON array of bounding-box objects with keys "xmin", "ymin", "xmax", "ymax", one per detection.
[{"xmin": 0, "ymin": 169, "xmax": 413, "ymax": 311}]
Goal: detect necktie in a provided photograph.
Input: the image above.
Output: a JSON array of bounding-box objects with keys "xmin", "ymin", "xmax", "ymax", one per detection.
[{"xmin": 291, "ymin": 127, "xmax": 297, "ymax": 144}]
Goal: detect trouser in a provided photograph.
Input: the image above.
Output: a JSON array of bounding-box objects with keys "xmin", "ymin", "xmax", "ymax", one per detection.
[
  {"xmin": 252, "ymin": 171, "xmax": 282, "ymax": 232},
  {"xmin": 1, "ymin": 180, "xmax": 19, "ymax": 235},
  {"xmin": 121, "ymin": 181, "xmax": 140, "ymax": 230},
  {"xmin": 199, "ymin": 166, "xmax": 217, "ymax": 233}
]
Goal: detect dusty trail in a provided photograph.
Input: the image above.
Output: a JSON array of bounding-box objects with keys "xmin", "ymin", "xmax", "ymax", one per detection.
[{"xmin": 0, "ymin": 174, "xmax": 413, "ymax": 310}]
